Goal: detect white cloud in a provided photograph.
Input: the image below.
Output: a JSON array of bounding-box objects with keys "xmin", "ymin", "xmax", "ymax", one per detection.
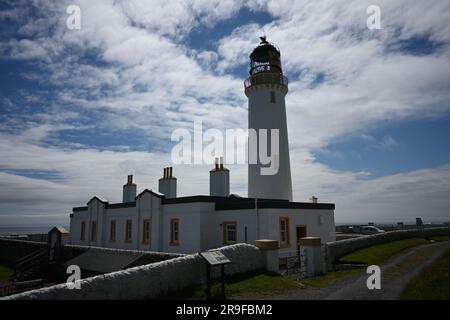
[{"xmin": 1, "ymin": 0, "xmax": 450, "ymax": 225}]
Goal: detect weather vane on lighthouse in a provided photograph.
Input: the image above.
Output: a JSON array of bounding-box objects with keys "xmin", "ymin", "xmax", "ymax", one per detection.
[{"xmin": 259, "ymin": 35, "xmax": 268, "ymax": 44}]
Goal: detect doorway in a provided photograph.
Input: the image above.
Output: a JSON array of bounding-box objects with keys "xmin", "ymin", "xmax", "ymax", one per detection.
[{"xmin": 296, "ymin": 225, "xmax": 307, "ymax": 257}]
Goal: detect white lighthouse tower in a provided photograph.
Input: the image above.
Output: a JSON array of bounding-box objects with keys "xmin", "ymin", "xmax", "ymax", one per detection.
[{"xmin": 245, "ymin": 36, "xmax": 293, "ymax": 201}]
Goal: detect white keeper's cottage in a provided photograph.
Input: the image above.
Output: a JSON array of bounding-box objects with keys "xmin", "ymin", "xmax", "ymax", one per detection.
[{"xmin": 69, "ymin": 38, "xmax": 336, "ymax": 258}]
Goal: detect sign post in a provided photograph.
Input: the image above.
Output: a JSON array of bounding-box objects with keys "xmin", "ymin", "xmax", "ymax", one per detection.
[{"xmin": 199, "ymin": 251, "xmax": 231, "ymax": 299}]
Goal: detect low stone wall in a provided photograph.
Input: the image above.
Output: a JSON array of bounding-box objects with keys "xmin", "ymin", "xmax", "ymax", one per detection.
[
  {"xmin": 3, "ymin": 243, "xmax": 264, "ymax": 300},
  {"xmin": 0, "ymin": 238, "xmax": 184, "ymax": 270},
  {"xmin": 50, "ymin": 245, "xmax": 186, "ymax": 281},
  {"xmin": 0, "ymin": 239, "xmax": 47, "ymax": 267},
  {"xmin": 59, "ymin": 244, "xmax": 184, "ymax": 266},
  {"xmin": 325, "ymin": 227, "xmax": 450, "ymax": 269}
]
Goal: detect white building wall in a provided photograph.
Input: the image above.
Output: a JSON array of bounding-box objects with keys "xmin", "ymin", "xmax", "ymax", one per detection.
[
  {"xmin": 259, "ymin": 209, "xmax": 336, "ymax": 257},
  {"xmin": 136, "ymin": 192, "xmax": 162, "ymax": 252},
  {"xmin": 70, "ymin": 197, "xmax": 335, "ymax": 257},
  {"xmin": 69, "ymin": 211, "xmax": 88, "ymax": 245},
  {"xmin": 212, "ymin": 210, "xmax": 258, "ymax": 249},
  {"xmin": 247, "ymin": 84, "xmax": 293, "ymax": 201},
  {"xmin": 161, "ymin": 202, "xmax": 214, "ymax": 253},
  {"xmin": 102, "ymin": 207, "xmax": 137, "ymax": 250}
]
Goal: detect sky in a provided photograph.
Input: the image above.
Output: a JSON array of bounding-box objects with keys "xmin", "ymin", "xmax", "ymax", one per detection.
[{"xmin": 0, "ymin": 0, "xmax": 450, "ymax": 227}]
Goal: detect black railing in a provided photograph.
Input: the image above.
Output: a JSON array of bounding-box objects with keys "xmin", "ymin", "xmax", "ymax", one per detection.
[
  {"xmin": 13, "ymin": 248, "xmax": 49, "ymax": 282},
  {"xmin": 244, "ymin": 72, "xmax": 288, "ymax": 89},
  {"xmin": 0, "ymin": 279, "xmax": 45, "ymax": 297}
]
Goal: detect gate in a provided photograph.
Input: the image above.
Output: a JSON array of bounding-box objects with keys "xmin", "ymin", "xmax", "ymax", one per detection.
[{"xmin": 280, "ymin": 247, "xmax": 308, "ymax": 279}]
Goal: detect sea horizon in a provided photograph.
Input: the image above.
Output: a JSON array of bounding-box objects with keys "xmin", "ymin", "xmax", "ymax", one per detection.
[{"xmin": 0, "ymin": 225, "xmax": 69, "ymax": 236}]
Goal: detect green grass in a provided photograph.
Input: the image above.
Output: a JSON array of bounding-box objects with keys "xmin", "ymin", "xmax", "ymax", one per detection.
[
  {"xmin": 384, "ymin": 246, "xmax": 438, "ymax": 279},
  {"xmin": 339, "ymin": 238, "xmax": 430, "ymax": 265},
  {"xmin": 300, "ymin": 268, "xmax": 364, "ymax": 287},
  {"xmin": 180, "ymin": 272, "xmax": 304, "ymax": 299},
  {"xmin": 0, "ymin": 265, "xmax": 13, "ymax": 282},
  {"xmin": 429, "ymin": 236, "xmax": 450, "ymax": 242},
  {"xmin": 402, "ymin": 249, "xmax": 450, "ymax": 300},
  {"xmin": 180, "ymin": 269, "xmax": 367, "ymax": 299}
]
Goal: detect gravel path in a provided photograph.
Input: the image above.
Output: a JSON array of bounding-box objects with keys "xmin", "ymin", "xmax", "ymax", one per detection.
[{"xmin": 246, "ymin": 241, "xmax": 450, "ymax": 300}]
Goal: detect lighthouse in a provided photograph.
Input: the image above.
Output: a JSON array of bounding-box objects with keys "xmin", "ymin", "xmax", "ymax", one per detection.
[{"xmin": 245, "ymin": 36, "xmax": 293, "ymax": 201}]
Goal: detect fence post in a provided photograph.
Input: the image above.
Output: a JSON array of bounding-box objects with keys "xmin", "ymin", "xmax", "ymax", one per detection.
[
  {"xmin": 253, "ymin": 240, "xmax": 280, "ymax": 273},
  {"xmin": 299, "ymin": 237, "xmax": 324, "ymax": 277}
]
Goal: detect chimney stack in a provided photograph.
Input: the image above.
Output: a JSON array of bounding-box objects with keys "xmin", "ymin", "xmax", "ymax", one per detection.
[
  {"xmin": 309, "ymin": 196, "xmax": 318, "ymax": 204},
  {"xmin": 123, "ymin": 174, "xmax": 137, "ymax": 202},
  {"xmin": 210, "ymin": 157, "xmax": 230, "ymax": 197},
  {"xmin": 159, "ymin": 167, "xmax": 177, "ymax": 198}
]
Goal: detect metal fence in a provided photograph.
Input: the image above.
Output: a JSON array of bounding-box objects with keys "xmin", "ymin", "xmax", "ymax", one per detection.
[
  {"xmin": 279, "ymin": 248, "xmax": 308, "ymax": 279},
  {"xmin": 0, "ymin": 279, "xmax": 45, "ymax": 297}
]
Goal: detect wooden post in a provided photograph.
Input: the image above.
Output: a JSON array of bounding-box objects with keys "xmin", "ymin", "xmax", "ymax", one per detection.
[
  {"xmin": 220, "ymin": 264, "xmax": 225, "ymax": 298},
  {"xmin": 206, "ymin": 263, "xmax": 211, "ymax": 300}
]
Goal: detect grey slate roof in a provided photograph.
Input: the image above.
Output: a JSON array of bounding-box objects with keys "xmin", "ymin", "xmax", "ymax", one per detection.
[{"xmin": 64, "ymin": 249, "xmax": 146, "ymax": 273}]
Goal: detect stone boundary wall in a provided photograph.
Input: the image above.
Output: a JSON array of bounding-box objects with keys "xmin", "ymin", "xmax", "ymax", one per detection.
[
  {"xmin": 60, "ymin": 244, "xmax": 185, "ymax": 263},
  {"xmin": 3, "ymin": 243, "xmax": 264, "ymax": 300},
  {"xmin": 0, "ymin": 239, "xmax": 185, "ymax": 268},
  {"xmin": 0, "ymin": 239, "xmax": 47, "ymax": 267},
  {"xmin": 325, "ymin": 227, "xmax": 450, "ymax": 269}
]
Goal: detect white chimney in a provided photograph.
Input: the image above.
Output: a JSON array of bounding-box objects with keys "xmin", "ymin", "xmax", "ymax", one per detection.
[
  {"xmin": 309, "ymin": 196, "xmax": 318, "ymax": 204},
  {"xmin": 210, "ymin": 157, "xmax": 230, "ymax": 197},
  {"xmin": 158, "ymin": 167, "xmax": 177, "ymax": 198},
  {"xmin": 123, "ymin": 174, "xmax": 137, "ymax": 202}
]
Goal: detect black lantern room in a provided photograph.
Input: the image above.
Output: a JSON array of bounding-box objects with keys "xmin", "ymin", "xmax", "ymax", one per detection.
[{"xmin": 249, "ymin": 36, "xmax": 283, "ymax": 75}]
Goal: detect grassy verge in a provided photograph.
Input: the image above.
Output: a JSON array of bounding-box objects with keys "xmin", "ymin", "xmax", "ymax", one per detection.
[
  {"xmin": 300, "ymin": 268, "xmax": 364, "ymax": 287},
  {"xmin": 402, "ymin": 249, "xmax": 450, "ymax": 300},
  {"xmin": 179, "ymin": 268, "xmax": 366, "ymax": 299},
  {"xmin": 428, "ymin": 236, "xmax": 450, "ymax": 242},
  {"xmin": 177, "ymin": 271, "xmax": 304, "ymax": 299},
  {"xmin": 339, "ymin": 238, "xmax": 430, "ymax": 265},
  {"xmin": 384, "ymin": 245, "xmax": 438, "ymax": 279},
  {"xmin": 0, "ymin": 265, "xmax": 13, "ymax": 282}
]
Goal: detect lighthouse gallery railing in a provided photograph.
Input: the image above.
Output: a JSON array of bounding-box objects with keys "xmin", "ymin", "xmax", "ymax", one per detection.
[{"xmin": 244, "ymin": 72, "xmax": 288, "ymax": 89}]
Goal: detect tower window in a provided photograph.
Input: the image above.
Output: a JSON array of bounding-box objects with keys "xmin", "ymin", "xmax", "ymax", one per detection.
[{"xmin": 270, "ymin": 91, "xmax": 276, "ymax": 103}]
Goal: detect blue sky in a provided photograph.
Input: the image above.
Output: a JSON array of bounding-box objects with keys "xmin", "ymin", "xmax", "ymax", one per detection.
[{"xmin": 1, "ymin": 0, "xmax": 450, "ymax": 226}]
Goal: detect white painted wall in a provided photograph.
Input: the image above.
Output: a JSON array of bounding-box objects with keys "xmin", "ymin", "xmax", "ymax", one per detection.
[
  {"xmin": 258, "ymin": 209, "xmax": 336, "ymax": 257},
  {"xmin": 122, "ymin": 184, "xmax": 137, "ymax": 203},
  {"xmin": 210, "ymin": 170, "xmax": 230, "ymax": 197},
  {"xmin": 102, "ymin": 207, "xmax": 137, "ymax": 250},
  {"xmin": 161, "ymin": 202, "xmax": 215, "ymax": 253},
  {"xmin": 70, "ymin": 196, "xmax": 335, "ymax": 257},
  {"xmin": 247, "ymin": 83, "xmax": 293, "ymax": 201}
]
